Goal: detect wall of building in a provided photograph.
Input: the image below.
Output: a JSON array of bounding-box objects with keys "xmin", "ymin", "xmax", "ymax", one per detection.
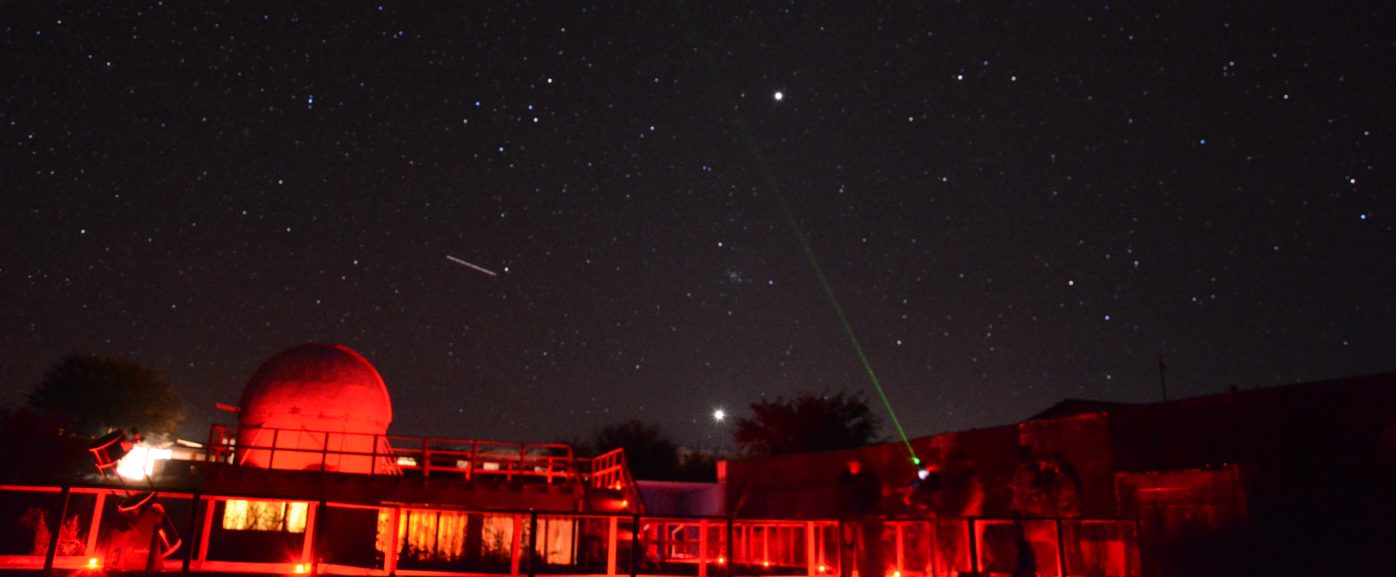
[{"xmin": 724, "ymin": 372, "xmax": 1396, "ymax": 575}]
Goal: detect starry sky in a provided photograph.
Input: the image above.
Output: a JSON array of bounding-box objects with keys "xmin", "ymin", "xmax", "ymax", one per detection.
[{"xmin": 2, "ymin": 1, "xmax": 1392, "ymax": 449}]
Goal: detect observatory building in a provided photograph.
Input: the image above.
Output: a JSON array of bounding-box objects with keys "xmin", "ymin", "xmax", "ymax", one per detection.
[
  {"xmin": 233, "ymin": 343, "xmax": 397, "ymax": 474},
  {"xmin": 192, "ymin": 343, "xmax": 634, "ymax": 514}
]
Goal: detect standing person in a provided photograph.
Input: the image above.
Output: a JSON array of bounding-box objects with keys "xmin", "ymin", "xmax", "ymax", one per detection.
[
  {"xmin": 902, "ymin": 462, "xmax": 941, "ymax": 577},
  {"xmin": 836, "ymin": 458, "xmax": 884, "ymax": 577},
  {"xmin": 902, "ymin": 462, "xmax": 943, "ymax": 517}
]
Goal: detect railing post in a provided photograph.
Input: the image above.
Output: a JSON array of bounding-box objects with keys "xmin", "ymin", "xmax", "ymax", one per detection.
[
  {"xmin": 41, "ymin": 485, "xmax": 70, "ymax": 577},
  {"xmin": 528, "ymin": 511, "xmax": 539, "ymax": 577},
  {"xmin": 511, "ymin": 514, "xmax": 524, "ymax": 576},
  {"xmin": 761, "ymin": 524, "xmax": 769, "ymax": 566},
  {"xmin": 468, "ymin": 440, "xmax": 478, "ymax": 481},
  {"xmin": 301, "ymin": 501, "xmax": 318, "ymax": 567},
  {"xmin": 197, "ymin": 497, "xmax": 214, "ymax": 565},
  {"xmin": 836, "ymin": 520, "xmax": 843, "ymax": 577},
  {"xmin": 893, "ymin": 522, "xmax": 904, "ymax": 575},
  {"xmin": 817, "ymin": 522, "xmax": 827, "ymax": 570},
  {"xmin": 607, "ymin": 515, "xmax": 619, "ymax": 576},
  {"xmin": 371, "ymin": 435, "xmax": 378, "ymax": 476},
  {"xmin": 423, "ymin": 438, "xmax": 431, "ymax": 478},
  {"xmin": 182, "ymin": 492, "xmax": 199, "ymax": 574},
  {"xmin": 1056, "ymin": 518, "xmax": 1068, "ymax": 577},
  {"xmin": 630, "ymin": 513, "xmax": 641, "ymax": 577},
  {"xmin": 700, "ymin": 519, "xmax": 711, "ymax": 577},
  {"xmin": 86, "ymin": 491, "xmax": 106, "ymax": 560},
  {"xmin": 726, "ymin": 517, "xmax": 735, "ymax": 577},
  {"xmin": 385, "ymin": 508, "xmax": 401, "ymax": 575},
  {"xmin": 966, "ymin": 519, "xmax": 978, "ymax": 577},
  {"xmin": 805, "ymin": 522, "xmax": 816, "ymax": 576}
]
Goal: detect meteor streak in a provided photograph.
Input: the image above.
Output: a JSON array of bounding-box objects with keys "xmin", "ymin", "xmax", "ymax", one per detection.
[{"xmin": 446, "ymin": 255, "xmax": 498, "ymax": 277}]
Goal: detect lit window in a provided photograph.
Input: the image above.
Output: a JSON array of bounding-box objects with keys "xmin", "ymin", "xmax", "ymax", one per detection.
[{"xmin": 222, "ymin": 500, "xmax": 308, "ymax": 533}]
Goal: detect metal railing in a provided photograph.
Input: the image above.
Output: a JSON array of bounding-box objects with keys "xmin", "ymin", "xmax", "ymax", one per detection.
[
  {"xmin": 588, "ymin": 447, "xmax": 643, "ymax": 511},
  {"xmin": 207, "ymin": 425, "xmax": 592, "ymax": 484},
  {"xmin": 0, "ymin": 483, "xmax": 1140, "ymax": 577}
]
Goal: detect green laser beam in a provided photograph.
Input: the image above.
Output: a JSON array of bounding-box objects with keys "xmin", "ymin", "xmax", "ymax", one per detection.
[
  {"xmin": 744, "ymin": 145, "xmax": 920, "ymax": 467},
  {"xmin": 675, "ymin": 6, "xmax": 918, "ymax": 467}
]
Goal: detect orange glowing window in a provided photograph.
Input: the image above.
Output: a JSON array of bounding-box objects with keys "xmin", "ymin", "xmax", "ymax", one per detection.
[
  {"xmin": 376, "ymin": 510, "xmax": 514, "ymax": 563},
  {"xmin": 221, "ymin": 500, "xmax": 308, "ymax": 533}
]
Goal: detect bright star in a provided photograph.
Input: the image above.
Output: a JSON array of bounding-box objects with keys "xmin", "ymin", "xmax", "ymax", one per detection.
[
  {"xmin": 773, "ymin": 91, "xmax": 784, "ymax": 102},
  {"xmin": 712, "ymin": 409, "xmax": 726, "ymax": 422}
]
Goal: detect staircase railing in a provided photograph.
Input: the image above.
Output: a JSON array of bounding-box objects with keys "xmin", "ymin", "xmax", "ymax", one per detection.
[{"xmin": 587, "ymin": 447, "xmax": 643, "ymax": 513}]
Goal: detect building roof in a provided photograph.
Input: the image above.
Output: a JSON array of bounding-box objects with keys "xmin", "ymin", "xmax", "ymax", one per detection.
[
  {"xmin": 238, "ymin": 343, "xmax": 393, "ymax": 433},
  {"xmin": 1027, "ymin": 398, "xmax": 1136, "ymax": 421}
]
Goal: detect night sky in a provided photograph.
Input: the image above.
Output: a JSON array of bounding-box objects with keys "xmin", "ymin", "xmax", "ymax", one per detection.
[{"xmin": 3, "ymin": 2, "xmax": 1392, "ymax": 449}]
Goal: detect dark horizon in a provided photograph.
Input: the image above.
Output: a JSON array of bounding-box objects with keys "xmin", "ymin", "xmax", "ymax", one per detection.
[{"xmin": 3, "ymin": 1, "xmax": 1392, "ymax": 448}]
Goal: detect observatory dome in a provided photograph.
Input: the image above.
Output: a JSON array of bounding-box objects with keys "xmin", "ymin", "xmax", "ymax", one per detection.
[{"xmin": 238, "ymin": 343, "xmax": 392, "ymax": 434}]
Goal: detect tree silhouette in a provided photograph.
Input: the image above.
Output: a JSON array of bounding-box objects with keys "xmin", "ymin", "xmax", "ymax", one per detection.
[
  {"xmin": 27, "ymin": 353, "xmax": 185, "ymax": 438},
  {"xmin": 733, "ymin": 391, "xmax": 880, "ymax": 456},
  {"xmin": 590, "ymin": 419, "xmax": 681, "ymax": 480}
]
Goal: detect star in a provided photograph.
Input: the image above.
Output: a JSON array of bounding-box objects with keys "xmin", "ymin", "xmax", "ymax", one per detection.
[{"xmin": 2, "ymin": 0, "xmax": 1389, "ymax": 457}]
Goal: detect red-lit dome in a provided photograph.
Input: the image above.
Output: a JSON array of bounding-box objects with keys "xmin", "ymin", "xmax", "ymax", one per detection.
[{"xmin": 238, "ymin": 343, "xmax": 392, "ymax": 434}]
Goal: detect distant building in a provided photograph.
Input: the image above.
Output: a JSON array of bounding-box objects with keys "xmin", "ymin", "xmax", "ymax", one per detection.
[{"xmin": 723, "ymin": 372, "xmax": 1396, "ymax": 576}]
